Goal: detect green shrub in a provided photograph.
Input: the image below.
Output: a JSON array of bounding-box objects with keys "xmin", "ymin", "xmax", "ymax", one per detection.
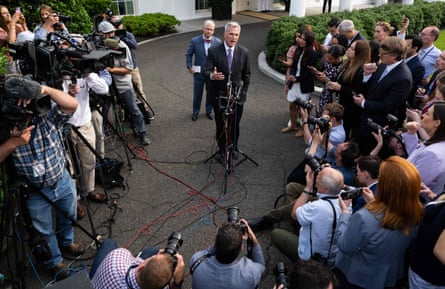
[
  {"xmin": 122, "ymin": 13, "xmax": 181, "ymax": 37},
  {"xmin": 266, "ymin": 0, "xmax": 445, "ymax": 73}
]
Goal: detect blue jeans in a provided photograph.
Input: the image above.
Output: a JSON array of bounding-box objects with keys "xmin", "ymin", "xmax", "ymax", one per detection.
[
  {"xmin": 193, "ymin": 73, "xmax": 212, "ymax": 115},
  {"xmin": 119, "ymin": 89, "xmax": 147, "ymax": 135},
  {"xmin": 25, "ymin": 169, "xmax": 77, "ymax": 268},
  {"xmin": 89, "ymin": 238, "xmax": 158, "ymax": 278}
]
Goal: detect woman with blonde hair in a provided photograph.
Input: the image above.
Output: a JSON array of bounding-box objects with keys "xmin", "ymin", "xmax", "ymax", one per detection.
[
  {"xmin": 374, "ymin": 21, "xmax": 394, "ymax": 43},
  {"xmin": 335, "ymin": 156, "xmax": 423, "ymax": 289}
]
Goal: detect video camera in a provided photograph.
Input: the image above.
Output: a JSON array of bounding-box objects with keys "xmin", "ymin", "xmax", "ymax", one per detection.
[
  {"xmin": 294, "ymin": 97, "xmax": 313, "ymax": 110},
  {"xmin": 274, "ymin": 262, "xmax": 289, "ymax": 289},
  {"xmin": 308, "ymin": 116, "xmax": 330, "ymax": 134},
  {"xmin": 227, "ymin": 207, "xmax": 247, "ymax": 233},
  {"xmin": 163, "ymin": 231, "xmax": 183, "ymax": 269},
  {"xmin": 0, "ymin": 77, "xmax": 51, "ymax": 144},
  {"xmin": 9, "ymin": 29, "xmax": 123, "ymax": 88}
]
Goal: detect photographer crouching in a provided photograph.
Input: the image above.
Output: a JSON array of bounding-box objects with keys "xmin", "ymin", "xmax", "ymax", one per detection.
[
  {"xmin": 0, "ymin": 76, "xmax": 84, "ymax": 280},
  {"xmin": 189, "ymin": 207, "xmax": 265, "ymax": 289},
  {"xmin": 90, "ymin": 232, "xmax": 185, "ymax": 289}
]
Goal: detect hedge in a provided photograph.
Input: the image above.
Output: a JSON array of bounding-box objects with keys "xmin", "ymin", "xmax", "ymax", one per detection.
[
  {"xmin": 121, "ymin": 13, "xmax": 181, "ymax": 37},
  {"xmin": 266, "ymin": 0, "xmax": 445, "ymax": 73}
]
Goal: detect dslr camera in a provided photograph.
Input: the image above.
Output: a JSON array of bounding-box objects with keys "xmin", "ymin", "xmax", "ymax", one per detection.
[
  {"xmin": 163, "ymin": 231, "xmax": 183, "ymax": 270},
  {"xmin": 294, "ymin": 97, "xmax": 313, "ymax": 110},
  {"xmin": 308, "ymin": 116, "xmax": 330, "ymax": 134},
  {"xmin": 227, "ymin": 207, "xmax": 247, "ymax": 233},
  {"xmin": 305, "ymin": 154, "xmax": 323, "ymax": 174},
  {"xmin": 367, "ymin": 114, "xmax": 399, "ymax": 137},
  {"xmin": 340, "ymin": 187, "xmax": 362, "ymax": 200},
  {"xmin": 273, "ymin": 262, "xmax": 288, "ymax": 289}
]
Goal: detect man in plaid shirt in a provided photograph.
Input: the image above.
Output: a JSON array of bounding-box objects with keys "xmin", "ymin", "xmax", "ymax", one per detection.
[
  {"xmin": 90, "ymin": 238, "xmax": 185, "ymax": 289},
  {"xmin": 0, "ymin": 77, "xmax": 83, "ymax": 280}
]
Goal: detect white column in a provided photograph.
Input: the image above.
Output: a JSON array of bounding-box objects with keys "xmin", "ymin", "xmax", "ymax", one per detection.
[
  {"xmin": 338, "ymin": 0, "xmax": 352, "ymax": 11},
  {"xmin": 289, "ymin": 0, "xmax": 306, "ymax": 17}
]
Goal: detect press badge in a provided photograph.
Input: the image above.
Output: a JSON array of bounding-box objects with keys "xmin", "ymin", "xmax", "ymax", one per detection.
[{"xmin": 32, "ymin": 162, "xmax": 45, "ymax": 177}]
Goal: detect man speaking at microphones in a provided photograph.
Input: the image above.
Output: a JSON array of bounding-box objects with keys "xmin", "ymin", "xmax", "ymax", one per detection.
[{"xmin": 204, "ymin": 22, "xmax": 250, "ymax": 161}]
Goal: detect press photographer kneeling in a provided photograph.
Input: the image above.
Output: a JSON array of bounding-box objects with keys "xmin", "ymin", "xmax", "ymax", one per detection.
[
  {"xmin": 270, "ymin": 161, "xmax": 347, "ymax": 269},
  {"xmin": 91, "ymin": 232, "xmax": 185, "ymax": 289}
]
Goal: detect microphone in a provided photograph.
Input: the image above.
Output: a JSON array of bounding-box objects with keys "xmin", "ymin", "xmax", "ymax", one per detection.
[{"xmin": 4, "ymin": 76, "xmax": 42, "ymax": 100}]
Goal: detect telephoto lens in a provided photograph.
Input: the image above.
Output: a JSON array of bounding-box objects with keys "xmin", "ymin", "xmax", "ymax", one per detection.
[
  {"xmin": 164, "ymin": 231, "xmax": 183, "ymax": 256},
  {"xmin": 274, "ymin": 262, "xmax": 288, "ymax": 289}
]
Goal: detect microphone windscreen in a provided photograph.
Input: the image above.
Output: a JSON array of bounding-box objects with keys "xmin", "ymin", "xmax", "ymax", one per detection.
[
  {"xmin": 104, "ymin": 38, "xmax": 119, "ymax": 50},
  {"xmin": 4, "ymin": 76, "xmax": 42, "ymax": 100}
]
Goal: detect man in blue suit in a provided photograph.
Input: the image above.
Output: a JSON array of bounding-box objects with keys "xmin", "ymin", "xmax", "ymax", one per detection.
[
  {"xmin": 185, "ymin": 20, "xmax": 222, "ymax": 121},
  {"xmin": 405, "ymin": 34, "xmax": 425, "ymax": 107}
]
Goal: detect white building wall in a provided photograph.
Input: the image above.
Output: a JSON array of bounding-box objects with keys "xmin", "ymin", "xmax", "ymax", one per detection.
[{"xmin": 134, "ymin": 0, "xmax": 372, "ymax": 21}]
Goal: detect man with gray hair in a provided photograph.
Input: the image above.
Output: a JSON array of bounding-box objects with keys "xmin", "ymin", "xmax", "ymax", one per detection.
[
  {"xmin": 338, "ymin": 19, "xmax": 366, "ymax": 47},
  {"xmin": 271, "ymin": 166, "xmax": 345, "ymax": 268},
  {"xmin": 204, "ymin": 21, "xmax": 251, "ymax": 161},
  {"xmin": 186, "ymin": 20, "xmax": 222, "ymax": 121}
]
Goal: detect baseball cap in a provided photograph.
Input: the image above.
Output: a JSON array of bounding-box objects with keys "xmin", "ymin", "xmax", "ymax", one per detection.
[{"xmin": 98, "ymin": 21, "xmax": 115, "ymax": 33}]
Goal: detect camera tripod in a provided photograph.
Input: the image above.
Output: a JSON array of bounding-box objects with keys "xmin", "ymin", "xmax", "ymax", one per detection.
[{"xmin": 204, "ymin": 81, "xmax": 258, "ymax": 195}]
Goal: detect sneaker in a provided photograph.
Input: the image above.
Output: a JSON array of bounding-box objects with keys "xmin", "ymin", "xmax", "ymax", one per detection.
[
  {"xmin": 51, "ymin": 262, "xmax": 70, "ymax": 281},
  {"xmin": 140, "ymin": 135, "xmax": 151, "ymax": 146},
  {"xmin": 62, "ymin": 242, "xmax": 85, "ymax": 257}
]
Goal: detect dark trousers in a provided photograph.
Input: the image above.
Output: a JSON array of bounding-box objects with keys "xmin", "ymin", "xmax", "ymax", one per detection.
[{"xmin": 213, "ymin": 101, "xmax": 244, "ymax": 153}]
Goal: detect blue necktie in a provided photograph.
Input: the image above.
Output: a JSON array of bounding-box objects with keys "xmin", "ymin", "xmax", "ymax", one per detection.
[
  {"xmin": 227, "ymin": 48, "xmax": 233, "ymax": 71},
  {"xmin": 378, "ymin": 68, "xmax": 389, "ymax": 82}
]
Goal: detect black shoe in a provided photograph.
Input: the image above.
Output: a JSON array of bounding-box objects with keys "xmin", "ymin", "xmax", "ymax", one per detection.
[
  {"xmin": 214, "ymin": 151, "xmax": 224, "ymax": 163},
  {"xmin": 192, "ymin": 114, "xmax": 198, "ymax": 121},
  {"xmin": 206, "ymin": 113, "xmax": 213, "ymax": 120},
  {"xmin": 248, "ymin": 217, "xmax": 274, "ymax": 232}
]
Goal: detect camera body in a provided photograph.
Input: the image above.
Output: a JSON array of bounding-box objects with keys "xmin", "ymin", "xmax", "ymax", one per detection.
[
  {"xmin": 340, "ymin": 187, "xmax": 362, "ymax": 200},
  {"xmin": 308, "ymin": 116, "xmax": 330, "ymax": 134},
  {"xmin": 274, "ymin": 262, "xmax": 288, "ymax": 289},
  {"xmin": 305, "ymin": 154, "xmax": 323, "ymax": 174},
  {"xmin": 294, "ymin": 97, "xmax": 313, "ymax": 110},
  {"xmin": 227, "ymin": 207, "xmax": 247, "ymax": 233}
]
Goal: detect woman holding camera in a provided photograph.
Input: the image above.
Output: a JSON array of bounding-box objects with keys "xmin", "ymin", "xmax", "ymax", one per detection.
[
  {"xmin": 335, "ymin": 156, "xmax": 423, "ymax": 289},
  {"xmin": 327, "ymin": 40, "xmax": 370, "ymax": 141}
]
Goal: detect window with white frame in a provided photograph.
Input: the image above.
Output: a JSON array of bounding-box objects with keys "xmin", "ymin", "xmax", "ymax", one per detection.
[{"xmin": 112, "ymin": 0, "xmax": 134, "ymax": 15}]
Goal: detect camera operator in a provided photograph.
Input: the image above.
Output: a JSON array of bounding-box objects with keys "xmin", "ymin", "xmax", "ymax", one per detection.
[
  {"xmin": 98, "ymin": 20, "xmax": 150, "ymax": 146},
  {"xmin": 0, "ymin": 77, "xmax": 84, "ymax": 280},
  {"xmin": 272, "ymin": 259, "xmax": 336, "ymax": 289},
  {"xmin": 64, "ymin": 70, "xmax": 111, "ymax": 210},
  {"xmin": 91, "ymin": 238, "xmax": 185, "ymax": 289},
  {"xmin": 189, "ymin": 220, "xmax": 265, "ymax": 289},
  {"xmin": 271, "ymin": 166, "xmax": 346, "ymax": 268}
]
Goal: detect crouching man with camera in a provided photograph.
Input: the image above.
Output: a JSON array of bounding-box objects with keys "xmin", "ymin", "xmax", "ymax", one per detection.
[
  {"xmin": 271, "ymin": 165, "xmax": 347, "ymax": 269},
  {"xmin": 90, "ymin": 233, "xmax": 185, "ymax": 289},
  {"xmin": 189, "ymin": 217, "xmax": 265, "ymax": 289}
]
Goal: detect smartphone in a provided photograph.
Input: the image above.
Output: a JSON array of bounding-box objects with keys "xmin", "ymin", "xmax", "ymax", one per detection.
[
  {"xmin": 340, "ymin": 188, "xmax": 362, "ymax": 200},
  {"xmin": 15, "ymin": 7, "xmax": 21, "ymax": 13}
]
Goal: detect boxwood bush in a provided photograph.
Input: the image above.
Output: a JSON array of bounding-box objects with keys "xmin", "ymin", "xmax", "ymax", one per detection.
[
  {"xmin": 266, "ymin": 0, "xmax": 445, "ymax": 73},
  {"xmin": 121, "ymin": 13, "xmax": 181, "ymax": 37}
]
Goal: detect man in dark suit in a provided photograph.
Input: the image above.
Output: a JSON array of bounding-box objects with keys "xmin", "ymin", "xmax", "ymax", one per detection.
[
  {"xmin": 185, "ymin": 20, "xmax": 222, "ymax": 121},
  {"xmin": 204, "ymin": 21, "xmax": 251, "ymax": 160},
  {"xmin": 337, "ymin": 19, "xmax": 366, "ymax": 48},
  {"xmin": 353, "ymin": 36, "xmax": 412, "ymax": 154},
  {"xmin": 405, "ymin": 34, "xmax": 425, "ymax": 107}
]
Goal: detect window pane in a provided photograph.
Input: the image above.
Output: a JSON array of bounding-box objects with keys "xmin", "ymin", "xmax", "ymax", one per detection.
[{"xmin": 195, "ymin": 0, "xmax": 209, "ymax": 10}]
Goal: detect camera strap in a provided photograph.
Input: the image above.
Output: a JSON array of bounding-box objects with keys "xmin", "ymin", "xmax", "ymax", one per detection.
[
  {"xmin": 125, "ymin": 264, "xmax": 138, "ymax": 289},
  {"xmin": 310, "ymin": 198, "xmax": 337, "ymax": 262},
  {"xmin": 189, "ymin": 253, "xmax": 212, "ymax": 275}
]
